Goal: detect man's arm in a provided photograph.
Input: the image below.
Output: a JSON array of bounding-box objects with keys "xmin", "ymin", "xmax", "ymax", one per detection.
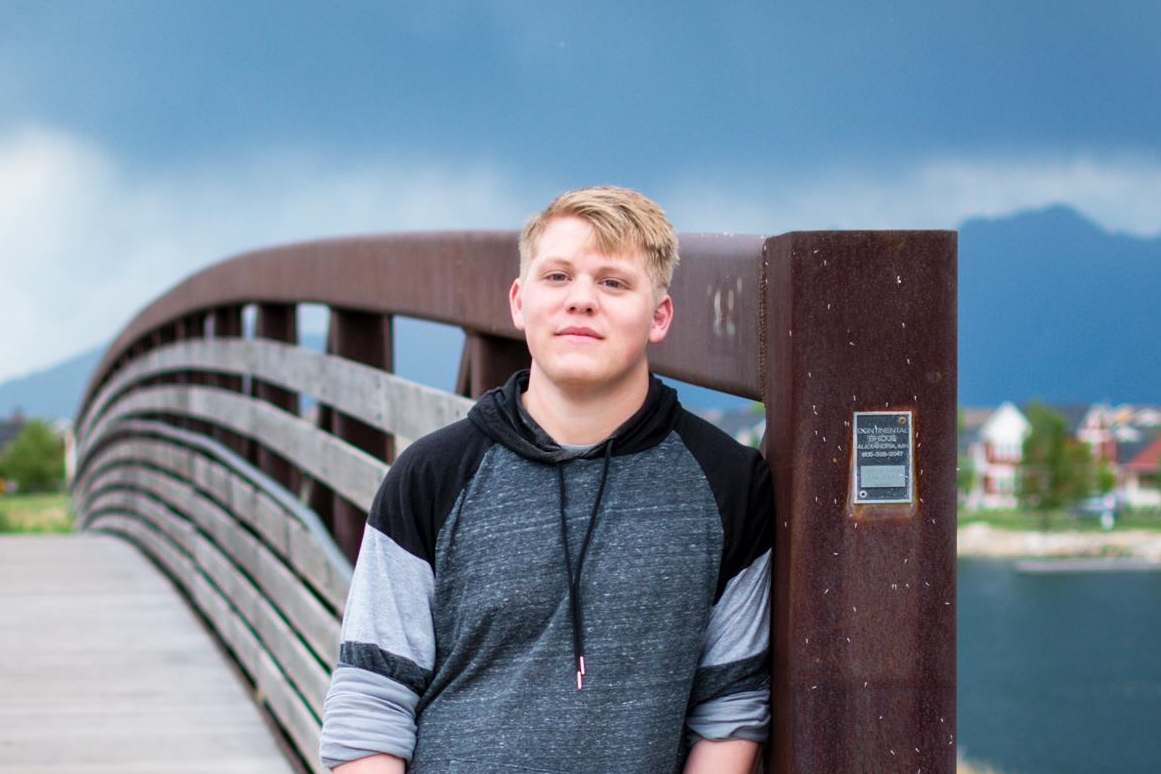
[
  {"xmin": 683, "ymin": 738, "xmax": 761, "ymax": 774},
  {"xmin": 333, "ymin": 753, "xmax": 406, "ymax": 774},
  {"xmin": 683, "ymin": 445, "xmax": 774, "ymax": 765}
]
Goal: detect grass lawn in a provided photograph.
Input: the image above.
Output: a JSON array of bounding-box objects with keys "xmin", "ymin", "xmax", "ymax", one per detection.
[
  {"xmin": 959, "ymin": 506, "xmax": 1161, "ymax": 533},
  {"xmin": 0, "ymin": 492, "xmax": 73, "ymax": 533},
  {"xmin": 958, "ymin": 760, "xmax": 1012, "ymax": 774}
]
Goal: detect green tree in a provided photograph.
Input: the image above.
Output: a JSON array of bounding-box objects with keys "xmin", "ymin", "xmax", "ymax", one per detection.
[
  {"xmin": 1061, "ymin": 439, "xmax": 1095, "ymax": 505},
  {"xmin": 0, "ymin": 420, "xmax": 65, "ymax": 493},
  {"xmin": 1018, "ymin": 401, "xmax": 1094, "ymax": 519},
  {"xmin": 1095, "ymin": 460, "xmax": 1117, "ymax": 495},
  {"xmin": 957, "ymin": 453, "xmax": 976, "ymax": 501},
  {"xmin": 956, "ymin": 407, "xmax": 976, "ymax": 501}
]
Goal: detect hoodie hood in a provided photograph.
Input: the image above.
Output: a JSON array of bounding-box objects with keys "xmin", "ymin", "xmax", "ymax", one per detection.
[{"xmin": 468, "ymin": 370, "xmax": 681, "ymax": 463}]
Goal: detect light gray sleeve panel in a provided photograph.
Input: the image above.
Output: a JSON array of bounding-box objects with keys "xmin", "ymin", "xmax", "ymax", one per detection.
[
  {"xmin": 320, "ymin": 666, "xmax": 420, "ymax": 766},
  {"xmin": 341, "ymin": 525, "xmax": 436, "ymax": 671},
  {"xmin": 701, "ymin": 548, "xmax": 771, "ymax": 667},
  {"xmin": 686, "ymin": 688, "xmax": 771, "ymax": 743}
]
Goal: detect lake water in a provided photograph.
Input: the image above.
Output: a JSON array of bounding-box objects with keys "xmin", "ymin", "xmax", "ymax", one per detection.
[{"xmin": 958, "ymin": 559, "xmax": 1161, "ymax": 774}]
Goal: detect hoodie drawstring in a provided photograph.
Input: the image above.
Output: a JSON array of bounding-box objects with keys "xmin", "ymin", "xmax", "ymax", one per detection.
[{"xmin": 556, "ymin": 440, "xmax": 613, "ymax": 691}]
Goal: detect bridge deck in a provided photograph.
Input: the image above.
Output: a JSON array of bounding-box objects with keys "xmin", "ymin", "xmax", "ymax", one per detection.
[{"xmin": 0, "ymin": 533, "xmax": 299, "ymax": 774}]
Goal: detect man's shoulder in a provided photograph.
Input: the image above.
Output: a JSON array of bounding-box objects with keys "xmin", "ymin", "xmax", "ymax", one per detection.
[
  {"xmin": 369, "ymin": 417, "xmax": 495, "ymax": 556},
  {"xmin": 383, "ymin": 418, "xmax": 494, "ymax": 490},
  {"xmin": 399, "ymin": 417, "xmax": 482, "ymax": 456},
  {"xmin": 672, "ymin": 407, "xmax": 764, "ymax": 463}
]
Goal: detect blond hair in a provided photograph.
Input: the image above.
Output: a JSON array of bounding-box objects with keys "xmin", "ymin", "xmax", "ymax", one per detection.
[{"xmin": 519, "ymin": 185, "xmax": 680, "ymax": 295}]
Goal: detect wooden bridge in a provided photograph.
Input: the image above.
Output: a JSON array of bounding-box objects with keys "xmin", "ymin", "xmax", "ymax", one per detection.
[
  {"xmin": 40, "ymin": 229, "xmax": 954, "ymax": 772},
  {"xmin": 0, "ymin": 533, "xmax": 298, "ymax": 773}
]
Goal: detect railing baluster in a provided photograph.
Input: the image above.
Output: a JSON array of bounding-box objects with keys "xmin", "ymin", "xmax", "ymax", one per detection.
[
  {"xmin": 210, "ymin": 304, "xmax": 248, "ymax": 457},
  {"xmin": 324, "ymin": 308, "xmax": 393, "ymax": 562},
  {"xmin": 253, "ymin": 303, "xmax": 300, "ymax": 495},
  {"xmin": 455, "ymin": 331, "xmax": 530, "ymax": 399}
]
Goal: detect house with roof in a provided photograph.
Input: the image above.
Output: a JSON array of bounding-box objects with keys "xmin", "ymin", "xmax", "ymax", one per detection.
[
  {"xmin": 1072, "ymin": 403, "xmax": 1118, "ymax": 466},
  {"xmin": 1068, "ymin": 403, "xmax": 1161, "ymax": 510},
  {"xmin": 1118, "ymin": 432, "xmax": 1161, "ymax": 510},
  {"xmin": 961, "ymin": 402, "xmax": 1031, "ymax": 510},
  {"xmin": 1108, "ymin": 404, "xmax": 1161, "ymax": 429}
]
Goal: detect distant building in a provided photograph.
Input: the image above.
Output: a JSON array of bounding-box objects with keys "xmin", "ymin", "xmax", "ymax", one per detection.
[
  {"xmin": 962, "ymin": 402, "xmax": 1030, "ymax": 510},
  {"xmin": 1069, "ymin": 403, "xmax": 1161, "ymax": 511},
  {"xmin": 1118, "ymin": 431, "xmax": 1161, "ymax": 510},
  {"xmin": 1071, "ymin": 403, "xmax": 1118, "ymax": 465}
]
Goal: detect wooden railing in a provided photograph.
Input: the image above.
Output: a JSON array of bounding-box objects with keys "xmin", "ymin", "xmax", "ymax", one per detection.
[{"xmin": 71, "ymin": 229, "xmax": 958, "ymax": 773}]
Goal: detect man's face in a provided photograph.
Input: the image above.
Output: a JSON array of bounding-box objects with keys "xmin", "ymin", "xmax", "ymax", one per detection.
[{"xmin": 509, "ymin": 216, "xmax": 673, "ymax": 397}]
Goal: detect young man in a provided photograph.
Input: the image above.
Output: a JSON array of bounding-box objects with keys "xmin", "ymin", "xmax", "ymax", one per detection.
[{"xmin": 320, "ymin": 186, "xmax": 773, "ymax": 773}]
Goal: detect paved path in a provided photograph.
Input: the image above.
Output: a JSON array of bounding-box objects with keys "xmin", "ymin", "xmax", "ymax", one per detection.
[{"xmin": 0, "ymin": 533, "xmax": 298, "ymax": 774}]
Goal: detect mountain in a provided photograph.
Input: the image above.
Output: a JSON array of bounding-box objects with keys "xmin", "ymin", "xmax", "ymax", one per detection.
[
  {"xmin": 958, "ymin": 205, "xmax": 1161, "ymax": 406},
  {"xmin": 3, "ymin": 205, "xmax": 1157, "ymax": 419},
  {"xmin": 0, "ymin": 347, "xmax": 102, "ymax": 421}
]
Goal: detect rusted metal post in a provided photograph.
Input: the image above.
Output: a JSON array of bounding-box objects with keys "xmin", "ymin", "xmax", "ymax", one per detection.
[
  {"xmin": 327, "ymin": 309, "xmax": 394, "ymax": 562},
  {"xmin": 253, "ymin": 303, "xmax": 300, "ymax": 495},
  {"xmin": 764, "ymin": 231, "xmax": 957, "ymax": 774}
]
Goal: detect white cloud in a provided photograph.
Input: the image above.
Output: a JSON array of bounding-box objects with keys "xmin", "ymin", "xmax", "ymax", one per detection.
[
  {"xmin": 664, "ymin": 152, "xmax": 1161, "ymax": 238},
  {"xmin": 0, "ymin": 124, "xmax": 533, "ymax": 384}
]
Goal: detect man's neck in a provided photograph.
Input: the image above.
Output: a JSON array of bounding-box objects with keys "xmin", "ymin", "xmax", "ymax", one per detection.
[{"xmin": 520, "ymin": 367, "xmax": 651, "ymax": 446}]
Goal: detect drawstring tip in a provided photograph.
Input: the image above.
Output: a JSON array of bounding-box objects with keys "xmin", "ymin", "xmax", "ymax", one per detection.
[{"xmin": 576, "ymin": 656, "xmax": 586, "ymax": 691}]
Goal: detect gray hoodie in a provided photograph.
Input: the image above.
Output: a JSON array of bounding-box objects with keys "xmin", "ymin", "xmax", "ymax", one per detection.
[{"xmin": 321, "ymin": 371, "xmax": 772, "ymax": 773}]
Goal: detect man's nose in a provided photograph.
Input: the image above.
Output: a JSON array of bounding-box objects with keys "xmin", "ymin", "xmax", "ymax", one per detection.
[{"xmin": 565, "ymin": 278, "xmax": 597, "ymax": 313}]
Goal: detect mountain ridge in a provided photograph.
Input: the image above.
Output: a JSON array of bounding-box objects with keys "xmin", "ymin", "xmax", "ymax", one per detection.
[{"xmin": 957, "ymin": 204, "xmax": 1160, "ymax": 405}]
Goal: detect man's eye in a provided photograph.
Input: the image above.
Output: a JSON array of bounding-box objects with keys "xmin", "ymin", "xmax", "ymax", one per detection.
[
  {"xmin": 545, "ymin": 272, "xmax": 568, "ymax": 281},
  {"xmin": 601, "ymin": 278, "xmax": 628, "ymax": 289}
]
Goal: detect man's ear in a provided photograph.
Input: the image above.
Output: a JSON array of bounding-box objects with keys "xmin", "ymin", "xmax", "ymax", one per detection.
[
  {"xmin": 509, "ymin": 278, "xmax": 525, "ymax": 331},
  {"xmin": 648, "ymin": 294, "xmax": 674, "ymax": 344}
]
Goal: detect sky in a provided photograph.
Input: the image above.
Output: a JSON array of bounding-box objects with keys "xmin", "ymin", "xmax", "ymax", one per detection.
[{"xmin": 1, "ymin": 0, "xmax": 1159, "ymax": 384}]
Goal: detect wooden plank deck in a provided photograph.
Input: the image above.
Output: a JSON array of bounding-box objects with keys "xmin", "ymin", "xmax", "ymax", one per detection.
[{"xmin": 0, "ymin": 533, "xmax": 299, "ymax": 774}]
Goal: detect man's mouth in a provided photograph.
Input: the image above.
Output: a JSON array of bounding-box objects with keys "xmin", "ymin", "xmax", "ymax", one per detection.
[{"xmin": 557, "ymin": 327, "xmax": 601, "ymax": 339}]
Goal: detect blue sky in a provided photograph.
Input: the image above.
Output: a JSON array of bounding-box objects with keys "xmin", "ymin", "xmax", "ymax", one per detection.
[{"xmin": 1, "ymin": 0, "xmax": 1159, "ymax": 383}]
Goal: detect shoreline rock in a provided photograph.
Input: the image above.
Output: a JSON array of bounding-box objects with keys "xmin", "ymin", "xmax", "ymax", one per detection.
[{"xmin": 957, "ymin": 523, "xmax": 1161, "ymax": 563}]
